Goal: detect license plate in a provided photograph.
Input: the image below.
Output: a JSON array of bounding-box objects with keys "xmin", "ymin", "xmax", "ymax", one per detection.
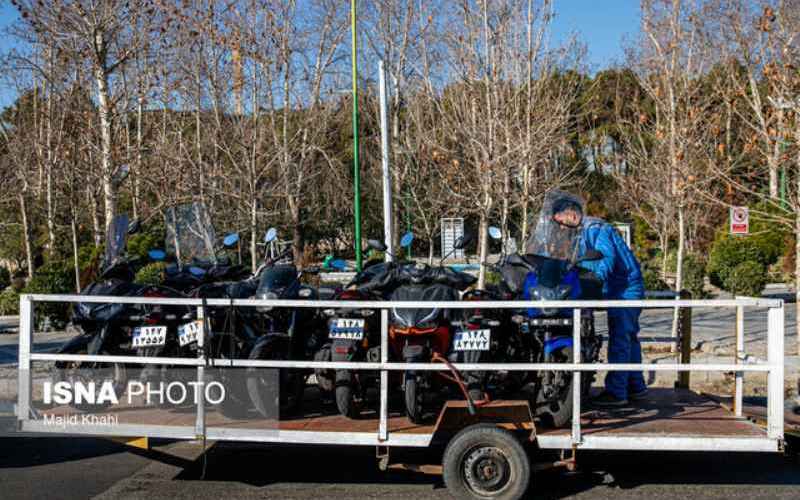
[
  {"xmin": 453, "ymin": 329, "xmax": 491, "ymax": 351},
  {"xmin": 531, "ymin": 318, "xmax": 572, "ymax": 326},
  {"xmin": 329, "ymin": 318, "xmax": 365, "ymax": 340},
  {"xmin": 132, "ymin": 326, "xmax": 167, "ymax": 348},
  {"xmin": 178, "ymin": 320, "xmax": 203, "ymax": 347}
]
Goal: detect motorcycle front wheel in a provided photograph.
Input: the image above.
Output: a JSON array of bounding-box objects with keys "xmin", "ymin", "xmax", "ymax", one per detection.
[
  {"xmin": 535, "ymin": 347, "xmax": 574, "ymax": 428},
  {"xmin": 335, "ymin": 370, "xmax": 360, "ymax": 419},
  {"xmin": 404, "ymin": 374, "xmax": 423, "ymax": 423}
]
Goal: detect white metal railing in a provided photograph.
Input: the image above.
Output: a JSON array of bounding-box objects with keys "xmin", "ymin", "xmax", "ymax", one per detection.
[{"xmin": 15, "ymin": 294, "xmax": 785, "ymax": 450}]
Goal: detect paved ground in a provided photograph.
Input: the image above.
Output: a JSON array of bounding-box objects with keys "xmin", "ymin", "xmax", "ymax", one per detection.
[{"xmin": 0, "ymin": 436, "xmax": 798, "ymax": 499}]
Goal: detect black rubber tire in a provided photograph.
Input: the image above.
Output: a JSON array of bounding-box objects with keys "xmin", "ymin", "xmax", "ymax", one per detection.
[
  {"xmin": 56, "ymin": 343, "xmax": 128, "ymax": 412},
  {"xmin": 246, "ymin": 341, "xmax": 305, "ymax": 418},
  {"xmin": 535, "ymin": 347, "xmax": 574, "ymax": 428},
  {"xmin": 404, "ymin": 375, "xmax": 422, "ymax": 423},
  {"xmin": 443, "ymin": 425, "xmax": 531, "ymax": 500},
  {"xmin": 335, "ymin": 371, "xmax": 360, "ymax": 419}
]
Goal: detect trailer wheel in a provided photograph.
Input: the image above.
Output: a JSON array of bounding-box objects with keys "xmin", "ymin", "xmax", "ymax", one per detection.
[{"xmin": 443, "ymin": 425, "xmax": 530, "ymax": 500}]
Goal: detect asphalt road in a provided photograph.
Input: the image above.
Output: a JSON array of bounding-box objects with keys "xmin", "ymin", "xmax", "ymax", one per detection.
[{"xmin": 1, "ymin": 436, "xmax": 798, "ymax": 499}]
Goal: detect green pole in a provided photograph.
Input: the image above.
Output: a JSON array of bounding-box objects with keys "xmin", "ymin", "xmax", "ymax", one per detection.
[{"xmin": 351, "ymin": 0, "xmax": 363, "ymax": 271}]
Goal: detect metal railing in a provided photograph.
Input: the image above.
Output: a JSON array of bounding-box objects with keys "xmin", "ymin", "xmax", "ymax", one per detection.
[{"xmin": 15, "ymin": 294, "xmax": 785, "ymax": 451}]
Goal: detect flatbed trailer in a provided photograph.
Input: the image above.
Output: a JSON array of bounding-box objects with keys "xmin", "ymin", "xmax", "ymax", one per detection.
[{"xmin": 15, "ymin": 294, "xmax": 786, "ymax": 499}]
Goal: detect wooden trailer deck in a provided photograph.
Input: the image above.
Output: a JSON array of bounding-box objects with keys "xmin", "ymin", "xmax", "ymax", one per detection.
[{"xmin": 33, "ymin": 388, "xmax": 769, "ymax": 448}]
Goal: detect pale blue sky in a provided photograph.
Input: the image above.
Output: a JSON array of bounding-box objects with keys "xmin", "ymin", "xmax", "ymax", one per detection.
[{"xmin": 0, "ymin": 1, "xmax": 641, "ymax": 109}]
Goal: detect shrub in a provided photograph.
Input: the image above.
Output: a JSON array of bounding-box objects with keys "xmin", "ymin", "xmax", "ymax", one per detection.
[
  {"xmin": 0, "ymin": 286, "xmax": 19, "ymax": 315},
  {"xmin": 723, "ymin": 260, "xmax": 768, "ymax": 297},
  {"xmin": 134, "ymin": 262, "xmax": 167, "ymax": 286},
  {"xmin": 680, "ymin": 254, "xmax": 707, "ymax": 299},
  {"xmin": 22, "ymin": 261, "xmax": 75, "ymax": 330},
  {"xmin": 642, "ymin": 267, "xmax": 668, "ymax": 292},
  {"xmin": 706, "ymin": 235, "xmax": 771, "ymax": 289}
]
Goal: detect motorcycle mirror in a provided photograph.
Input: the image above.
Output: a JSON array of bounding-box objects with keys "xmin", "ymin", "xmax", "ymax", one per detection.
[
  {"xmin": 148, "ymin": 249, "xmax": 166, "ymax": 261},
  {"xmin": 367, "ymin": 239, "xmax": 388, "ymax": 252},
  {"xmin": 400, "ymin": 232, "xmax": 414, "ymax": 248},
  {"xmin": 127, "ymin": 219, "xmax": 142, "ymax": 235},
  {"xmin": 189, "ymin": 266, "xmax": 207, "ymax": 277},
  {"xmin": 579, "ymin": 249, "xmax": 603, "ymax": 262},
  {"xmin": 330, "ymin": 259, "xmax": 348, "ymax": 271},
  {"xmin": 488, "ymin": 226, "xmax": 502, "ymax": 240},
  {"xmin": 264, "ymin": 227, "xmax": 278, "ymax": 243},
  {"xmin": 223, "ymin": 233, "xmax": 240, "ymax": 248}
]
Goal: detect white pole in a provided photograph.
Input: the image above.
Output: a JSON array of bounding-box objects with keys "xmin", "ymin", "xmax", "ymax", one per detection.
[
  {"xmin": 379, "ymin": 59, "xmax": 393, "ymax": 260},
  {"xmin": 378, "ymin": 59, "xmax": 393, "ymax": 442}
]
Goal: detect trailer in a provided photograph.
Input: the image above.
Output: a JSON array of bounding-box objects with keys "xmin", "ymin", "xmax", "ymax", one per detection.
[{"xmin": 15, "ymin": 294, "xmax": 786, "ymax": 499}]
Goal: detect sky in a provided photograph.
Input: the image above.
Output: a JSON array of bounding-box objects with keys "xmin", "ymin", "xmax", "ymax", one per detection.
[{"xmin": 0, "ymin": 1, "xmax": 642, "ymax": 109}]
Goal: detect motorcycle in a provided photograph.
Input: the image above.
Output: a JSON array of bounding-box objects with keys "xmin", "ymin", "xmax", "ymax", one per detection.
[
  {"xmin": 244, "ymin": 230, "xmax": 326, "ymax": 418},
  {"xmin": 355, "ymin": 232, "xmax": 479, "ymax": 423},
  {"xmin": 492, "ymin": 196, "xmax": 604, "ymax": 427},
  {"xmin": 57, "ymin": 215, "xmax": 189, "ymax": 407},
  {"xmin": 314, "ymin": 238, "xmax": 396, "ymax": 418}
]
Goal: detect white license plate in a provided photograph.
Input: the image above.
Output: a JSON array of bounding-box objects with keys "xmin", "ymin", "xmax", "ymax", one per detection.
[
  {"xmin": 178, "ymin": 320, "xmax": 203, "ymax": 347},
  {"xmin": 132, "ymin": 326, "xmax": 167, "ymax": 348},
  {"xmin": 453, "ymin": 329, "xmax": 491, "ymax": 351},
  {"xmin": 329, "ymin": 318, "xmax": 365, "ymax": 340}
]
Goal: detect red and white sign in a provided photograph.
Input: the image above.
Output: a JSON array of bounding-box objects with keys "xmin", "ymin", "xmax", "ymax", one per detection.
[{"xmin": 730, "ymin": 206, "xmax": 749, "ymax": 235}]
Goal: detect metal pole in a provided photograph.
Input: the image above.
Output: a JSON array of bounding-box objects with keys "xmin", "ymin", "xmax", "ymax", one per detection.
[
  {"xmin": 734, "ymin": 304, "xmax": 744, "ymax": 417},
  {"xmin": 378, "ymin": 59, "xmax": 392, "ymax": 442},
  {"xmin": 379, "ymin": 60, "xmax": 393, "ymax": 261},
  {"xmin": 571, "ymin": 308, "xmax": 582, "ymax": 445},
  {"xmin": 195, "ymin": 305, "xmax": 206, "ymax": 439},
  {"xmin": 350, "ymin": 0, "xmax": 363, "ymax": 272},
  {"xmin": 766, "ymin": 305, "xmax": 784, "ymax": 441},
  {"xmin": 17, "ymin": 295, "xmax": 33, "ymax": 425}
]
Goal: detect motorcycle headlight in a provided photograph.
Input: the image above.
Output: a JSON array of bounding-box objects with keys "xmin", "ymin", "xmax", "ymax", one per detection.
[
  {"xmin": 360, "ymin": 308, "xmax": 375, "ymax": 317},
  {"xmin": 323, "ymin": 308, "xmax": 336, "ymax": 316},
  {"xmin": 298, "ymin": 288, "xmax": 313, "ymax": 298}
]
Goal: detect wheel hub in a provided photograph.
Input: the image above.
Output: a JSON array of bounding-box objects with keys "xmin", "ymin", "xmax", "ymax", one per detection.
[{"xmin": 463, "ymin": 446, "xmax": 511, "ymax": 495}]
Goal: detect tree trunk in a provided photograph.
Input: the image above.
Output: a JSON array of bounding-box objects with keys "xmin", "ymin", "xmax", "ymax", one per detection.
[
  {"xmin": 71, "ymin": 216, "xmax": 80, "ymax": 292},
  {"xmin": 90, "ymin": 189, "xmax": 102, "ymax": 247},
  {"xmin": 95, "ymin": 63, "xmax": 116, "ymax": 234},
  {"xmin": 250, "ymin": 198, "xmax": 258, "ymax": 273},
  {"xmin": 428, "ymin": 236, "xmax": 435, "ymax": 266},
  {"xmin": 289, "ymin": 196, "xmax": 303, "ymax": 265},
  {"xmin": 18, "ymin": 193, "xmax": 33, "ymax": 280},
  {"xmin": 671, "ymin": 206, "xmax": 686, "ymax": 350},
  {"xmin": 477, "ymin": 213, "xmax": 489, "ymax": 290}
]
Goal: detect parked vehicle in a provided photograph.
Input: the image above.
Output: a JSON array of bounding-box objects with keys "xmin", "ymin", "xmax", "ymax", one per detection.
[
  {"xmin": 353, "ymin": 233, "xmax": 479, "ymax": 423},
  {"xmin": 244, "ymin": 230, "xmax": 326, "ymax": 418},
  {"xmin": 492, "ymin": 224, "xmax": 604, "ymax": 427},
  {"xmin": 314, "ymin": 239, "xmax": 395, "ymax": 418},
  {"xmin": 57, "ymin": 215, "xmax": 189, "ymax": 405}
]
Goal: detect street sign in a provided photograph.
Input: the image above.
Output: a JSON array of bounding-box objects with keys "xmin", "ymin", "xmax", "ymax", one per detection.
[{"xmin": 730, "ymin": 206, "xmax": 749, "ymax": 235}]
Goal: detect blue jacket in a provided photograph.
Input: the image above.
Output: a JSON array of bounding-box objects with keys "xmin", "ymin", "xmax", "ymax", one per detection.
[{"xmin": 578, "ymin": 217, "xmax": 644, "ymax": 300}]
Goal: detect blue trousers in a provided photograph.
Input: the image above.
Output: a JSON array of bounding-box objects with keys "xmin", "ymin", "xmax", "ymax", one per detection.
[{"xmin": 605, "ymin": 307, "xmax": 647, "ymax": 399}]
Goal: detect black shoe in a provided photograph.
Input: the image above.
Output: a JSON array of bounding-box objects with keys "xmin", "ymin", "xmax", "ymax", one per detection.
[
  {"xmin": 629, "ymin": 388, "xmax": 649, "ymax": 401},
  {"xmin": 591, "ymin": 391, "xmax": 628, "ymax": 408}
]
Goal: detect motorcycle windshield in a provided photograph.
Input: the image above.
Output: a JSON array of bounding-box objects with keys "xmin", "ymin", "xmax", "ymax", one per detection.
[
  {"xmin": 165, "ymin": 202, "xmax": 217, "ymax": 268},
  {"xmin": 525, "ymin": 190, "xmax": 584, "ymax": 263},
  {"xmin": 258, "ymin": 265, "xmax": 297, "ymax": 295},
  {"xmin": 103, "ymin": 214, "xmax": 129, "ymax": 270},
  {"xmin": 390, "ymin": 284, "xmax": 458, "ymax": 328}
]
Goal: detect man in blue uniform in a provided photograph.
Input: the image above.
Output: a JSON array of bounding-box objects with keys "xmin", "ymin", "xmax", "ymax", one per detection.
[{"xmin": 550, "ymin": 194, "xmax": 647, "ymax": 407}]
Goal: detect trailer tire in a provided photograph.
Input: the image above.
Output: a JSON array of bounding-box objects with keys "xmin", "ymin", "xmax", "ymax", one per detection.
[{"xmin": 443, "ymin": 425, "xmax": 530, "ymax": 500}]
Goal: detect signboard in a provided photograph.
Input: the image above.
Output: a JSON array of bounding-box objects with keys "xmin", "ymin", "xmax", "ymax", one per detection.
[
  {"xmin": 730, "ymin": 206, "xmax": 749, "ymax": 235},
  {"xmin": 612, "ymin": 222, "xmax": 632, "ymax": 248},
  {"xmin": 441, "ymin": 217, "xmax": 464, "ymax": 260}
]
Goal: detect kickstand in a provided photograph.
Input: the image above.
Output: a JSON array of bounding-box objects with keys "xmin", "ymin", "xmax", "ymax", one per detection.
[{"xmin": 376, "ymin": 445, "xmax": 390, "ymax": 471}]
